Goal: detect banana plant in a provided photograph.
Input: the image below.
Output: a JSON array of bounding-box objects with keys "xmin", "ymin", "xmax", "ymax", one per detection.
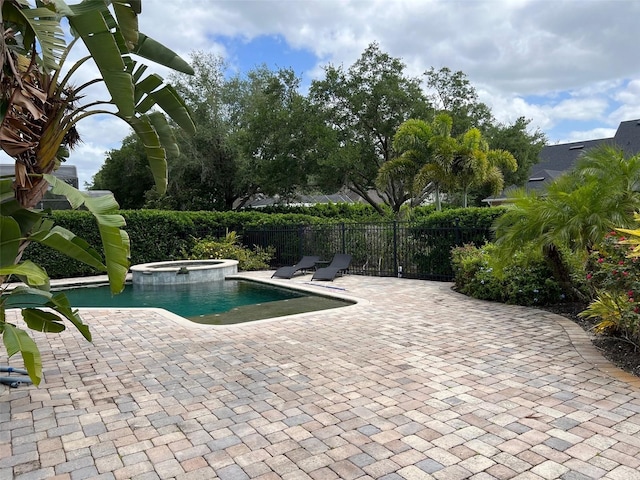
[{"xmin": 0, "ymin": 0, "xmax": 195, "ymax": 385}]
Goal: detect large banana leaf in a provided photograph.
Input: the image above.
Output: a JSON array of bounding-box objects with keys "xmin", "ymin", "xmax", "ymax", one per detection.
[
  {"xmin": 115, "ymin": 0, "xmax": 141, "ymax": 15},
  {"xmin": 129, "ymin": 115, "xmax": 168, "ymax": 193},
  {"xmin": 0, "ymin": 201, "xmax": 44, "ymax": 238},
  {"xmin": 3, "ymin": 286, "xmax": 91, "ymax": 341},
  {"xmin": 0, "ymin": 216, "xmax": 20, "ymax": 268},
  {"xmin": 0, "ymin": 261, "xmax": 49, "ymax": 286},
  {"xmin": 149, "ymin": 111, "xmax": 180, "ymax": 158},
  {"xmin": 22, "ymin": 309, "xmax": 65, "ymax": 333},
  {"xmin": 133, "ymin": 72, "xmax": 163, "ymax": 106},
  {"xmin": 68, "ymin": 8, "xmax": 134, "ymax": 117},
  {"xmin": 2, "ymin": 2, "xmax": 67, "ymax": 71},
  {"xmin": 2, "ymin": 324, "xmax": 42, "ymax": 385},
  {"xmin": 132, "ymin": 72, "xmax": 195, "ymax": 134},
  {"xmin": 43, "ymin": 175, "xmax": 130, "ymax": 294},
  {"xmin": 29, "ymin": 220, "xmax": 107, "ymax": 271},
  {"xmin": 133, "ymin": 33, "xmax": 194, "ymax": 75},
  {"xmin": 149, "ymin": 85, "xmax": 196, "ymax": 134},
  {"xmin": 112, "ymin": 1, "xmax": 138, "ymax": 50}
]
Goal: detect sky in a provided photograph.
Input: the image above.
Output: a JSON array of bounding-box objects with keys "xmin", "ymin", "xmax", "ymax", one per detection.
[{"xmin": 4, "ymin": 0, "xmax": 640, "ymax": 189}]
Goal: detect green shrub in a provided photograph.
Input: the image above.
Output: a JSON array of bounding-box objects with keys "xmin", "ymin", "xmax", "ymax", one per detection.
[
  {"xmin": 22, "ymin": 210, "xmax": 322, "ymax": 278},
  {"xmin": 190, "ymin": 232, "xmax": 274, "ymax": 271},
  {"xmin": 413, "ymin": 206, "xmax": 507, "ymax": 229},
  {"xmin": 451, "ymin": 244, "xmax": 506, "ymax": 301},
  {"xmin": 253, "ymin": 202, "xmax": 388, "ymax": 221},
  {"xmin": 408, "ymin": 207, "xmax": 503, "ymax": 278},
  {"xmin": 22, "ymin": 206, "xmax": 508, "ymax": 280},
  {"xmin": 451, "ymin": 242, "xmax": 564, "ymax": 306}
]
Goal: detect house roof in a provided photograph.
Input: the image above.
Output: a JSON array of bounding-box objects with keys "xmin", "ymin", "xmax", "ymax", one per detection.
[
  {"xmin": 0, "ymin": 163, "xmax": 78, "ymax": 187},
  {"xmin": 484, "ymin": 118, "xmax": 640, "ymax": 205},
  {"xmin": 245, "ymin": 191, "xmax": 368, "ymax": 208}
]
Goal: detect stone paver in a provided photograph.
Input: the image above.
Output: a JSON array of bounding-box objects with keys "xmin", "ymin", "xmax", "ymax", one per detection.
[{"xmin": 2, "ymin": 272, "xmax": 640, "ymax": 479}]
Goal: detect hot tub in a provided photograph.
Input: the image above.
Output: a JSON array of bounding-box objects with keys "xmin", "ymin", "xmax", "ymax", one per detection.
[{"xmin": 131, "ymin": 260, "xmax": 238, "ymax": 285}]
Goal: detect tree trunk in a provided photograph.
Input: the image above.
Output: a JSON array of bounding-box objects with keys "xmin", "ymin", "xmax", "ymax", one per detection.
[
  {"xmin": 348, "ymin": 184, "xmax": 385, "ymax": 216},
  {"xmin": 543, "ymin": 243, "xmax": 586, "ymax": 302}
]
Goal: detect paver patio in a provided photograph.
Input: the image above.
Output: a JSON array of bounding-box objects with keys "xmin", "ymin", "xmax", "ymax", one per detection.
[{"xmin": 1, "ymin": 272, "xmax": 640, "ymax": 480}]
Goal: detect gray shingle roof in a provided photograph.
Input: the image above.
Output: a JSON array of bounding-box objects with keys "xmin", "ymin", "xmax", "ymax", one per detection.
[{"xmin": 485, "ymin": 119, "xmax": 640, "ymax": 204}]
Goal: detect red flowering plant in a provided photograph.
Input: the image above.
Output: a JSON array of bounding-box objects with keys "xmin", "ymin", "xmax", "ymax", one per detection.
[{"xmin": 581, "ymin": 228, "xmax": 640, "ymax": 346}]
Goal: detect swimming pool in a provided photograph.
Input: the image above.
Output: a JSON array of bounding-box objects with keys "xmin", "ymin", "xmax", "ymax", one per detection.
[{"xmin": 37, "ymin": 280, "xmax": 351, "ymax": 325}]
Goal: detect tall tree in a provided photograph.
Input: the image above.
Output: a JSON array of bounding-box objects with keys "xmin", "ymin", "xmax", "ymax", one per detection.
[
  {"xmin": 486, "ymin": 116, "xmax": 546, "ymax": 187},
  {"xmin": 375, "ymin": 114, "xmax": 454, "ymax": 212},
  {"xmin": 310, "ymin": 43, "xmax": 432, "ymax": 214},
  {"xmin": 0, "ymin": 0, "xmax": 194, "ymax": 384},
  {"xmin": 377, "ymin": 114, "xmax": 516, "ymax": 210},
  {"xmin": 424, "ymin": 67, "xmax": 493, "ymax": 136},
  {"xmin": 90, "ymin": 134, "xmax": 154, "ymax": 209},
  {"xmin": 229, "ymin": 66, "xmax": 322, "ymax": 208},
  {"xmin": 159, "ymin": 52, "xmax": 241, "ymax": 210},
  {"xmin": 153, "ymin": 54, "xmax": 319, "ymax": 210},
  {"xmin": 447, "ymin": 128, "xmax": 517, "ymax": 208}
]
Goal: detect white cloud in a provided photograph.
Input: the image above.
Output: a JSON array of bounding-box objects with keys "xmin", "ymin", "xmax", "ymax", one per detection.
[
  {"xmin": 6, "ymin": 0, "xmax": 640, "ymax": 190},
  {"xmin": 562, "ymin": 128, "xmax": 617, "ymax": 144},
  {"xmin": 70, "ymin": 117, "xmax": 133, "ymax": 188}
]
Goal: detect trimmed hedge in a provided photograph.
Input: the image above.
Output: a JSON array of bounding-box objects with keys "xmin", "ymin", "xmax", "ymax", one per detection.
[
  {"xmin": 411, "ymin": 206, "xmax": 507, "ymax": 229},
  {"xmin": 23, "ymin": 210, "xmax": 324, "ymax": 278},
  {"xmin": 22, "ymin": 206, "xmax": 505, "ymax": 279},
  {"xmin": 248, "ymin": 202, "xmax": 388, "ymax": 220}
]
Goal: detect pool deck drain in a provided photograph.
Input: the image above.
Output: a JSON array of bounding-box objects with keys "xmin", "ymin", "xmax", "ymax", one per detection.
[{"xmin": 1, "ymin": 272, "xmax": 640, "ymax": 479}]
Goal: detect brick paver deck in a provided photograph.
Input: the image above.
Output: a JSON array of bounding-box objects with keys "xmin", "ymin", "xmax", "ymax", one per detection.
[{"xmin": 1, "ymin": 273, "xmax": 639, "ymax": 480}]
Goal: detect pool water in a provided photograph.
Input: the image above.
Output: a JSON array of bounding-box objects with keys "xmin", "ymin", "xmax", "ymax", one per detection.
[{"xmin": 51, "ymin": 280, "xmax": 307, "ymax": 319}]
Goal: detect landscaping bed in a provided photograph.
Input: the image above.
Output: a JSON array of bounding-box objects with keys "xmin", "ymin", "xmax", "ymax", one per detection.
[{"xmin": 545, "ymin": 302, "xmax": 640, "ymax": 378}]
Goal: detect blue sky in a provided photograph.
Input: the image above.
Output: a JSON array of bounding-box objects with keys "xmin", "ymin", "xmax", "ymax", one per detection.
[
  {"xmin": 4, "ymin": 0, "xmax": 637, "ymax": 188},
  {"xmin": 222, "ymin": 35, "xmax": 319, "ymax": 80}
]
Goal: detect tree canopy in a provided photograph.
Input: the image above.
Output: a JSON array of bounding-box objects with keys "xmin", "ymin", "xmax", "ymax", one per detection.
[
  {"xmin": 309, "ymin": 42, "xmax": 433, "ymax": 214},
  {"xmin": 377, "ymin": 114, "xmax": 517, "ymax": 211},
  {"xmin": 93, "ymin": 44, "xmax": 547, "ymax": 212}
]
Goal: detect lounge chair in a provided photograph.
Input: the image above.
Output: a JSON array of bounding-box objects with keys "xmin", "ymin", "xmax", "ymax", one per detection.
[
  {"xmin": 272, "ymin": 256, "xmax": 321, "ymax": 279},
  {"xmin": 312, "ymin": 254, "xmax": 352, "ymax": 281}
]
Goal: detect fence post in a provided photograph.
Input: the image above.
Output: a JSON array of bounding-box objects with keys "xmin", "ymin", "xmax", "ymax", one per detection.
[
  {"xmin": 341, "ymin": 223, "xmax": 346, "ymax": 253},
  {"xmin": 454, "ymin": 217, "xmax": 461, "ymax": 244},
  {"xmin": 298, "ymin": 225, "xmax": 304, "ymax": 257},
  {"xmin": 393, "ymin": 221, "xmax": 398, "ymax": 277}
]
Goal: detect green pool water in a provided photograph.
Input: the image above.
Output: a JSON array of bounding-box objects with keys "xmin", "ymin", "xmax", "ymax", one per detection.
[{"xmin": 41, "ymin": 280, "xmax": 350, "ymax": 324}]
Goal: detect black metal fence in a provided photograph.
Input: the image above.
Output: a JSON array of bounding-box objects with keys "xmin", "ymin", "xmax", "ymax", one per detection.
[{"xmin": 241, "ymin": 221, "xmax": 493, "ymax": 281}]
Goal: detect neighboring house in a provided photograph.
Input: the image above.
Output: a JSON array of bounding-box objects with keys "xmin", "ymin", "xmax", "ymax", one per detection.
[
  {"xmin": 0, "ymin": 164, "xmax": 111, "ymax": 209},
  {"xmin": 243, "ymin": 190, "xmax": 375, "ymax": 209},
  {"xmin": 0, "ymin": 163, "xmax": 79, "ymax": 188},
  {"xmin": 484, "ymin": 118, "xmax": 640, "ymax": 205}
]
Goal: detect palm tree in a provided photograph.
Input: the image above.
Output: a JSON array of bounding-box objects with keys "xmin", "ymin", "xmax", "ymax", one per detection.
[
  {"xmin": 375, "ymin": 114, "xmax": 455, "ymax": 212},
  {"xmin": 494, "ymin": 145, "xmax": 640, "ymax": 299},
  {"xmin": 447, "ymin": 128, "xmax": 517, "ymax": 208},
  {"xmin": 376, "ymin": 113, "xmax": 516, "ymax": 211},
  {"xmin": 0, "ymin": 0, "xmax": 195, "ymax": 385}
]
